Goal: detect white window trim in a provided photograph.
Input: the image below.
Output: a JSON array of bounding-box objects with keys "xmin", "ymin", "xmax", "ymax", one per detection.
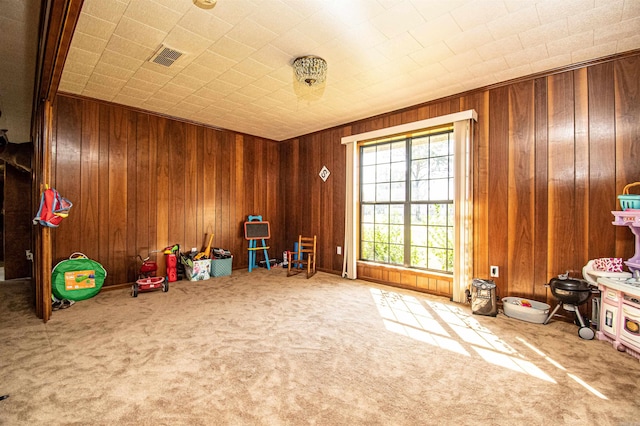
[{"xmin": 341, "ymin": 110, "xmax": 477, "ymax": 303}]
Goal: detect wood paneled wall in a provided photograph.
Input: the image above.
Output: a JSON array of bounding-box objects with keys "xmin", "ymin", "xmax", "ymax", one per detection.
[
  {"xmin": 279, "ymin": 127, "xmax": 348, "ymax": 274},
  {"xmin": 51, "ymin": 95, "xmax": 282, "ymax": 287},
  {"xmin": 280, "ymin": 53, "xmax": 640, "ymax": 302},
  {"xmin": 51, "ymin": 52, "xmax": 640, "ymax": 303}
]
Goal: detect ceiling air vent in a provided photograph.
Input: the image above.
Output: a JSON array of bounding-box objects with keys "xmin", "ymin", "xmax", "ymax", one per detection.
[{"xmin": 149, "ymin": 45, "xmax": 184, "ymax": 67}]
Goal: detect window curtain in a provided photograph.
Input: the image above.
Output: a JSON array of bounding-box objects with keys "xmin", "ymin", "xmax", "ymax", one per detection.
[
  {"xmin": 452, "ymin": 119, "xmax": 474, "ymax": 303},
  {"xmin": 341, "ymin": 110, "xmax": 477, "ymax": 301},
  {"xmin": 342, "ymin": 141, "xmax": 358, "ymax": 279}
]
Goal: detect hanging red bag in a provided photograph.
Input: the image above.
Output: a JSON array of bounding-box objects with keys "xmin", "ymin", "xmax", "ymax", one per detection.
[{"xmin": 33, "ymin": 187, "xmax": 73, "ymax": 227}]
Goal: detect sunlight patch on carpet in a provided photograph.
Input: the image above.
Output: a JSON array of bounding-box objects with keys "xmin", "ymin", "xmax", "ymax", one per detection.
[
  {"xmin": 381, "ymin": 319, "xmax": 469, "ymax": 356},
  {"xmin": 516, "ymin": 337, "xmax": 568, "ymax": 371},
  {"xmin": 472, "ymin": 346, "xmax": 555, "ymax": 382},
  {"xmin": 371, "ymin": 288, "xmax": 469, "ymax": 355},
  {"xmin": 370, "ymin": 288, "xmax": 451, "ymax": 337},
  {"xmin": 370, "ymin": 288, "xmax": 557, "ymax": 383},
  {"xmin": 567, "ymin": 373, "xmax": 608, "ymax": 400},
  {"xmin": 428, "ymin": 301, "xmax": 517, "ymax": 354},
  {"xmin": 516, "ymin": 337, "xmax": 608, "ymax": 399}
]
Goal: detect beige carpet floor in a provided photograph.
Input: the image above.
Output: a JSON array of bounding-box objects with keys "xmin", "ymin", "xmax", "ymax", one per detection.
[{"xmin": 1, "ymin": 269, "xmax": 639, "ymax": 425}]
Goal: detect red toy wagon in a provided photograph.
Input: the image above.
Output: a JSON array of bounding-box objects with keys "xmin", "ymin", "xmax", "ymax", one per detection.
[{"xmin": 132, "ymin": 253, "xmax": 168, "ymax": 297}]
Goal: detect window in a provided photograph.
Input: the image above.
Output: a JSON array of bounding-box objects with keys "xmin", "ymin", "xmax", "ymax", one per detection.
[
  {"xmin": 359, "ymin": 129, "xmax": 454, "ymax": 273},
  {"xmin": 342, "ymin": 110, "xmax": 476, "ymax": 302}
]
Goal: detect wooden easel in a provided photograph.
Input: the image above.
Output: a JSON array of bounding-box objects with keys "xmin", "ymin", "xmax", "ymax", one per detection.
[{"xmin": 244, "ymin": 215, "xmax": 271, "ymax": 272}]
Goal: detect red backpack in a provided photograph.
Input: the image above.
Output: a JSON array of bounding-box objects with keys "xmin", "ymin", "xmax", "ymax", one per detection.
[{"xmin": 33, "ymin": 187, "xmax": 72, "ymax": 227}]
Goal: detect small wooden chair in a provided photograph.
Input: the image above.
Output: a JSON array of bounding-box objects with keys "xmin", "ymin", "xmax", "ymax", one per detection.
[{"xmin": 287, "ymin": 235, "xmax": 317, "ymax": 278}]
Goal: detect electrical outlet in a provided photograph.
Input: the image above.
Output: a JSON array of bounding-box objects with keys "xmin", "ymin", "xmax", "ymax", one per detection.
[
  {"xmin": 490, "ymin": 265, "xmax": 499, "ymax": 277},
  {"xmin": 25, "ymin": 250, "xmax": 33, "ymax": 261},
  {"xmin": 336, "ymin": 246, "xmax": 342, "ymax": 255}
]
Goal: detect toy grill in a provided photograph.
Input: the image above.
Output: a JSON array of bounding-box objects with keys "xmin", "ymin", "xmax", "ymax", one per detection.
[{"xmin": 544, "ymin": 276, "xmax": 597, "ymax": 340}]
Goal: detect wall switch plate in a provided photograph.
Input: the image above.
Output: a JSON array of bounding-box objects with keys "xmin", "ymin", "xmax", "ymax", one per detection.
[
  {"xmin": 336, "ymin": 246, "xmax": 342, "ymax": 255},
  {"xmin": 490, "ymin": 265, "xmax": 499, "ymax": 277}
]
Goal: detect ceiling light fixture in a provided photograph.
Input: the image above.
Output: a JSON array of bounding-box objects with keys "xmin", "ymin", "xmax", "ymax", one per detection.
[
  {"xmin": 292, "ymin": 56, "xmax": 327, "ymax": 87},
  {"xmin": 193, "ymin": 0, "xmax": 217, "ymax": 10}
]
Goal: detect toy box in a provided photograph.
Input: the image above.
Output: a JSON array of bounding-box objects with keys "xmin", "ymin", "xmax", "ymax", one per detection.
[{"xmin": 184, "ymin": 259, "xmax": 211, "ymax": 281}]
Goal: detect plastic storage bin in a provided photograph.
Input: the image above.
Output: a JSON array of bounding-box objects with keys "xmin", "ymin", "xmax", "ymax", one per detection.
[
  {"xmin": 211, "ymin": 256, "xmax": 232, "ymax": 277},
  {"xmin": 502, "ymin": 297, "xmax": 550, "ymax": 324}
]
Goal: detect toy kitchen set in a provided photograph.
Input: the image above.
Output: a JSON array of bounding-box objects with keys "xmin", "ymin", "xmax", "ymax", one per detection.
[{"xmin": 597, "ymin": 209, "xmax": 640, "ymax": 361}]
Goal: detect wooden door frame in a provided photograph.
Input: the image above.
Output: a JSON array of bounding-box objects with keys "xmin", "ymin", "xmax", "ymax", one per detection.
[{"xmin": 33, "ymin": 0, "xmax": 84, "ymax": 321}]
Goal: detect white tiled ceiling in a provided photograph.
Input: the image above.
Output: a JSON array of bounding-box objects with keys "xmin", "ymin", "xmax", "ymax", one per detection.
[{"xmin": 58, "ymin": 0, "xmax": 640, "ymax": 141}]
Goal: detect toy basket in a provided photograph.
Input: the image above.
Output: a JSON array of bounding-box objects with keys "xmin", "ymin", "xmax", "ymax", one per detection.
[
  {"xmin": 211, "ymin": 256, "xmax": 233, "ymax": 277},
  {"xmin": 618, "ymin": 182, "xmax": 640, "ymax": 210}
]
